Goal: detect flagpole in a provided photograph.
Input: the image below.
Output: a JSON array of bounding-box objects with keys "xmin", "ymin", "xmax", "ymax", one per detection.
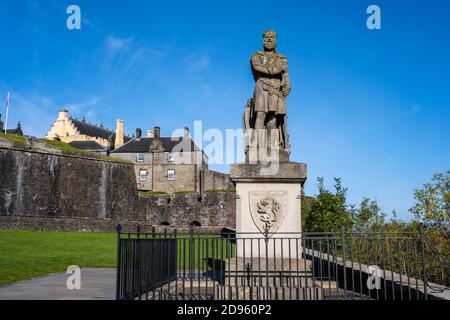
[{"xmin": 4, "ymin": 92, "xmax": 10, "ymax": 133}]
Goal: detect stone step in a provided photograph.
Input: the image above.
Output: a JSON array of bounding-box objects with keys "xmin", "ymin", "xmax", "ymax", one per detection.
[
  {"xmin": 145, "ymin": 280, "xmax": 338, "ymax": 301},
  {"xmin": 216, "ymin": 286, "xmax": 324, "ymax": 300},
  {"xmin": 313, "ymin": 280, "xmax": 338, "ymax": 289},
  {"xmin": 147, "ymin": 284, "xmax": 326, "ymax": 301}
]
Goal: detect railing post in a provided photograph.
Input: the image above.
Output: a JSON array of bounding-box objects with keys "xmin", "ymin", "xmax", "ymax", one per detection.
[
  {"xmin": 174, "ymin": 229, "xmax": 178, "ymax": 283},
  {"xmin": 341, "ymin": 225, "xmax": 347, "ymax": 297},
  {"xmin": 263, "ymin": 222, "xmax": 270, "ymax": 244},
  {"xmin": 419, "ymin": 223, "xmax": 428, "ymax": 300},
  {"xmin": 246, "ymin": 263, "xmax": 252, "ymax": 287},
  {"xmin": 136, "ymin": 224, "xmax": 142, "ymax": 299},
  {"xmin": 263, "ymin": 223, "xmax": 270, "ymax": 291},
  {"xmin": 189, "ymin": 226, "xmax": 194, "ymax": 280},
  {"xmin": 115, "ymin": 224, "xmax": 122, "ymax": 300}
]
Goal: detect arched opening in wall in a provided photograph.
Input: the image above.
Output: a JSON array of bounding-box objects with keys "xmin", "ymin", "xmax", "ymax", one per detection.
[
  {"xmin": 160, "ymin": 221, "xmax": 170, "ymax": 226},
  {"xmin": 190, "ymin": 221, "xmax": 201, "ymax": 228}
]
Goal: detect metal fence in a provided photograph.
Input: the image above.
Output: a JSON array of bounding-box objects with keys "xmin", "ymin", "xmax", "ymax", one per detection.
[
  {"xmin": 116, "ymin": 226, "xmax": 177, "ymax": 300},
  {"xmin": 116, "ymin": 225, "xmax": 447, "ymax": 300}
]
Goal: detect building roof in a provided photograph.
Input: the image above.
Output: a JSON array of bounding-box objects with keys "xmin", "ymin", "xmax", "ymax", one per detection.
[
  {"xmin": 71, "ymin": 119, "xmax": 131, "ymax": 142},
  {"xmin": 69, "ymin": 140, "xmax": 106, "ymax": 151},
  {"xmin": 111, "ymin": 137, "xmax": 201, "ymax": 153},
  {"xmin": 5, "ymin": 122, "xmax": 23, "ymax": 136}
]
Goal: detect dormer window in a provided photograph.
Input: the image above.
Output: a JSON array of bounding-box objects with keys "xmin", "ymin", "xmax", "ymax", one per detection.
[{"xmin": 137, "ymin": 153, "xmax": 145, "ymax": 162}]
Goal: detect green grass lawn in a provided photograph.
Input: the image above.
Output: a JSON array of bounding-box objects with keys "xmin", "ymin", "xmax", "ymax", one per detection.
[
  {"xmin": 0, "ymin": 230, "xmax": 237, "ymax": 287},
  {"xmin": 0, "ymin": 134, "xmax": 130, "ymax": 164},
  {"xmin": 0, "ymin": 230, "xmax": 117, "ymax": 287},
  {"xmin": 0, "ymin": 133, "xmax": 27, "ymax": 145}
]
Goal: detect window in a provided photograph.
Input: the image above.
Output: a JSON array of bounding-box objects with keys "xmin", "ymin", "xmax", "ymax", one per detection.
[
  {"xmin": 136, "ymin": 153, "xmax": 145, "ymax": 162},
  {"xmin": 168, "ymin": 152, "xmax": 175, "ymax": 162},
  {"xmin": 139, "ymin": 169, "xmax": 148, "ymax": 181},
  {"xmin": 167, "ymin": 169, "xmax": 175, "ymax": 181}
]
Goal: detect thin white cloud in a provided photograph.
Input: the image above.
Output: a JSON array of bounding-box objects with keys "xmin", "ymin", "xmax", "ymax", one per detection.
[
  {"xmin": 66, "ymin": 96, "xmax": 101, "ymax": 113},
  {"xmin": 83, "ymin": 17, "xmax": 96, "ymax": 29},
  {"xmin": 188, "ymin": 55, "xmax": 210, "ymax": 72},
  {"xmin": 3, "ymin": 91, "xmax": 56, "ymax": 138},
  {"xmin": 105, "ymin": 36, "xmax": 133, "ymax": 52},
  {"xmin": 65, "ymin": 96, "xmax": 102, "ymax": 125},
  {"xmin": 0, "ymin": 89, "xmax": 104, "ymax": 138},
  {"xmin": 98, "ymin": 35, "xmax": 173, "ymax": 84}
]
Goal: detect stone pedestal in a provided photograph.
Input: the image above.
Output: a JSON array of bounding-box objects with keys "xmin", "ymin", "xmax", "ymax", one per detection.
[{"xmin": 230, "ymin": 162, "xmax": 307, "ymax": 258}]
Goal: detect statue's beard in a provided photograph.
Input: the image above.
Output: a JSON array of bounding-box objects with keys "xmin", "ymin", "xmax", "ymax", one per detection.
[{"xmin": 264, "ymin": 44, "xmax": 276, "ymax": 51}]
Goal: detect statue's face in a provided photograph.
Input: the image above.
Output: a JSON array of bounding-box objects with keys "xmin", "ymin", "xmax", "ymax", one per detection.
[{"xmin": 263, "ymin": 33, "xmax": 277, "ymax": 51}]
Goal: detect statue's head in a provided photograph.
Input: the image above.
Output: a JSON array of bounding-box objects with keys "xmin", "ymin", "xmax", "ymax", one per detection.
[{"xmin": 263, "ymin": 29, "xmax": 277, "ymax": 51}]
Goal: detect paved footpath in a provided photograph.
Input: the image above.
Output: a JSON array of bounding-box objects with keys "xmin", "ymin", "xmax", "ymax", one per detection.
[{"xmin": 0, "ymin": 268, "xmax": 116, "ymax": 300}]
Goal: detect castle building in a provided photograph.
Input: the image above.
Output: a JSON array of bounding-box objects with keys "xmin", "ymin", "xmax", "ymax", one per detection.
[
  {"xmin": 111, "ymin": 127, "xmax": 210, "ymax": 194},
  {"xmin": 45, "ymin": 109, "xmax": 131, "ymax": 150},
  {"xmin": 45, "ymin": 109, "xmax": 233, "ymax": 194},
  {"xmin": 0, "ymin": 114, "xmax": 23, "ymax": 136}
]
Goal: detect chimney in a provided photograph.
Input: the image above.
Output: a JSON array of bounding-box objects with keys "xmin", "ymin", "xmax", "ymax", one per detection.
[
  {"xmin": 58, "ymin": 109, "xmax": 69, "ymax": 120},
  {"xmin": 135, "ymin": 128, "xmax": 142, "ymax": 139},
  {"xmin": 147, "ymin": 130, "xmax": 154, "ymax": 138},
  {"xmin": 184, "ymin": 127, "xmax": 190, "ymax": 139},
  {"xmin": 115, "ymin": 119, "xmax": 124, "ymax": 148},
  {"xmin": 154, "ymin": 126, "xmax": 160, "ymax": 140}
]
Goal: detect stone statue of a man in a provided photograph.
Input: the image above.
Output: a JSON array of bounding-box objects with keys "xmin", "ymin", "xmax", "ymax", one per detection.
[{"xmin": 246, "ymin": 30, "xmax": 291, "ymax": 157}]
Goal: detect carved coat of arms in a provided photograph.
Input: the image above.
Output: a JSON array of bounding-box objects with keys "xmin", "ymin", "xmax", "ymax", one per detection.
[{"xmin": 249, "ymin": 191, "xmax": 287, "ymax": 234}]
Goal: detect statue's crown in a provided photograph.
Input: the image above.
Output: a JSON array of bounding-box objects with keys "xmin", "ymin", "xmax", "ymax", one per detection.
[{"xmin": 263, "ymin": 29, "xmax": 277, "ymax": 37}]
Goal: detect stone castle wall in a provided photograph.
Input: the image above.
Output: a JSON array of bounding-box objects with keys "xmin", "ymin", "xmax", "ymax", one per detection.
[
  {"xmin": 0, "ymin": 146, "xmax": 236, "ymax": 232},
  {"xmin": 139, "ymin": 192, "xmax": 235, "ymax": 229},
  {"xmin": 0, "ymin": 147, "xmax": 138, "ymax": 229},
  {"xmin": 201, "ymin": 169, "xmax": 234, "ymax": 192}
]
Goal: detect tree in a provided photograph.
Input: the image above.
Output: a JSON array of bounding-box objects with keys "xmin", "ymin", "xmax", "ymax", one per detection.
[
  {"xmin": 352, "ymin": 198, "xmax": 386, "ymax": 232},
  {"xmin": 303, "ymin": 177, "xmax": 353, "ymax": 233},
  {"xmin": 301, "ymin": 189, "xmax": 316, "ymax": 231},
  {"xmin": 409, "ymin": 171, "xmax": 450, "ymax": 228},
  {"xmin": 408, "ymin": 172, "xmax": 450, "ymax": 285}
]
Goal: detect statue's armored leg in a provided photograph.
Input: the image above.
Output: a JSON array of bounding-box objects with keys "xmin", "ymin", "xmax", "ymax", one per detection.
[
  {"xmin": 265, "ymin": 113, "xmax": 279, "ymax": 155},
  {"xmin": 254, "ymin": 111, "xmax": 266, "ymax": 130}
]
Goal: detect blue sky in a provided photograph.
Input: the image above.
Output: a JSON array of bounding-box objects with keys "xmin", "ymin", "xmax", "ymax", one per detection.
[{"xmin": 0, "ymin": 0, "xmax": 449, "ymax": 220}]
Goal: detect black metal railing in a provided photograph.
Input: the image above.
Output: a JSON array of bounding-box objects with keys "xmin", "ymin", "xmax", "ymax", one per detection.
[
  {"xmin": 116, "ymin": 225, "xmax": 446, "ymax": 300},
  {"xmin": 422, "ymin": 230, "xmax": 450, "ymax": 292},
  {"xmin": 116, "ymin": 225, "xmax": 178, "ymax": 300}
]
